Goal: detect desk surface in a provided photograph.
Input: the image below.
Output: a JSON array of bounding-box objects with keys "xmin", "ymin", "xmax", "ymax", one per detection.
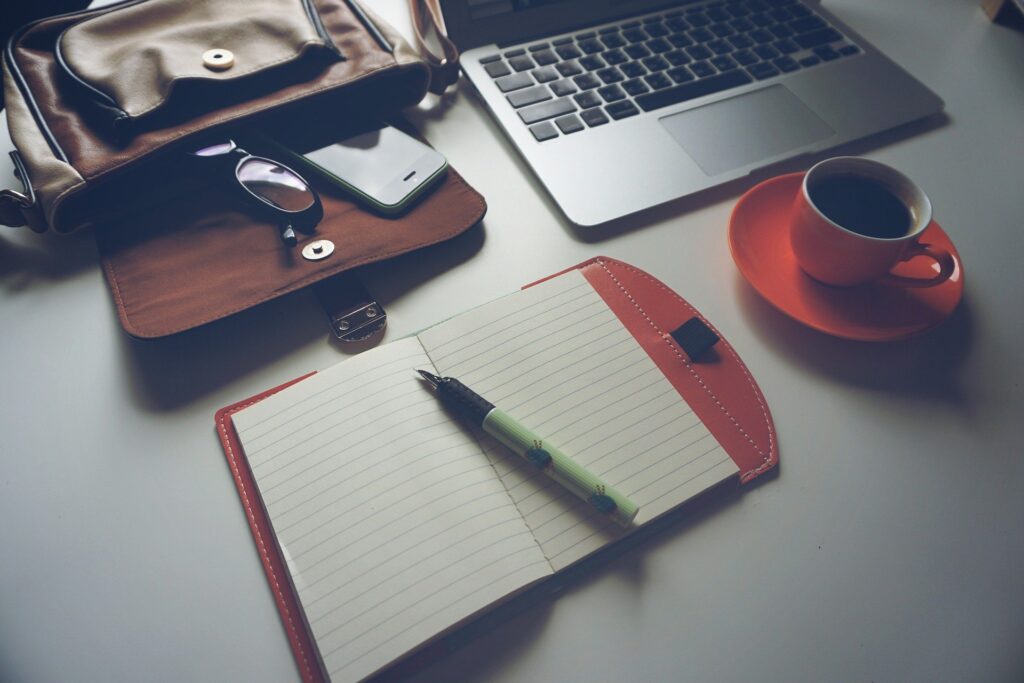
[{"xmin": 2, "ymin": 1, "xmax": 1023, "ymax": 681}]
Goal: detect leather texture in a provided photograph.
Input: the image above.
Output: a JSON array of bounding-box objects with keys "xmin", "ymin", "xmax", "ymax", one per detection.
[
  {"xmin": 215, "ymin": 257, "xmax": 778, "ymax": 683},
  {"xmin": 97, "ymin": 159, "xmax": 486, "ymax": 338},
  {"xmin": 59, "ymin": 0, "xmax": 331, "ymax": 119},
  {"xmin": 4, "ymin": 0, "xmax": 433, "ymax": 232}
]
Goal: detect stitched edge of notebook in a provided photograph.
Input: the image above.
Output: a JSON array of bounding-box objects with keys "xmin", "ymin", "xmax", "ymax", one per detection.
[
  {"xmin": 217, "ymin": 404, "xmax": 315, "ymax": 683},
  {"xmin": 593, "ymin": 258, "xmax": 775, "ymax": 481}
]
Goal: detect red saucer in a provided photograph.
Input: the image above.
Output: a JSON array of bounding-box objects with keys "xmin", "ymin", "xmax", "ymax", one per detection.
[{"xmin": 729, "ymin": 173, "xmax": 964, "ymax": 341}]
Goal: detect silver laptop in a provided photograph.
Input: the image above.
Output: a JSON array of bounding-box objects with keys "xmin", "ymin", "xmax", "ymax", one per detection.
[{"xmin": 444, "ymin": 0, "xmax": 944, "ymax": 226}]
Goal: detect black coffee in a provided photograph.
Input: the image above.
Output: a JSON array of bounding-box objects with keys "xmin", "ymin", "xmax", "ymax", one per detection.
[{"xmin": 808, "ymin": 174, "xmax": 914, "ymax": 239}]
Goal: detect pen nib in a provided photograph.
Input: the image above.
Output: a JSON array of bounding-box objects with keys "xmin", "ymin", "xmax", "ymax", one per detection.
[{"xmin": 416, "ymin": 369, "xmax": 442, "ymax": 388}]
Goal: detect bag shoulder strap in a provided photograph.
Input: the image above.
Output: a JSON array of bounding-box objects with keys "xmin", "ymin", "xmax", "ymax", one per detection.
[{"xmin": 407, "ymin": 0, "xmax": 460, "ymax": 95}]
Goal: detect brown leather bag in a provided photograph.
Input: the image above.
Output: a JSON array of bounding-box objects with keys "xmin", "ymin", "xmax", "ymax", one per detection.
[{"xmin": 0, "ymin": 0, "xmax": 483, "ymax": 339}]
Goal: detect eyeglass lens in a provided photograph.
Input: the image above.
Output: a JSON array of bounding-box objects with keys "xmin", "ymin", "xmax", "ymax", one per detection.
[{"xmin": 237, "ymin": 158, "xmax": 315, "ymax": 212}]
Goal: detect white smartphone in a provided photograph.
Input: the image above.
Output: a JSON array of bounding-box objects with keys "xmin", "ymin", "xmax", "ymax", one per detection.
[{"xmin": 296, "ymin": 125, "xmax": 448, "ymax": 215}]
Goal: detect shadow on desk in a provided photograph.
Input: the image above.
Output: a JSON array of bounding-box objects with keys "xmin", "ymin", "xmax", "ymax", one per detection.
[
  {"xmin": 565, "ymin": 112, "xmax": 951, "ymax": 244},
  {"xmin": 736, "ymin": 275, "xmax": 975, "ymax": 408},
  {"xmin": 119, "ymin": 221, "xmax": 486, "ymax": 410},
  {"xmin": 390, "ymin": 473, "xmax": 762, "ymax": 683},
  {"xmin": 0, "ymin": 227, "xmax": 98, "ymax": 288}
]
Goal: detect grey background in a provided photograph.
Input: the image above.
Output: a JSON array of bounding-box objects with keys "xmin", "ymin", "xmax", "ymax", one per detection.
[{"xmin": 1, "ymin": 1, "xmax": 1022, "ymax": 681}]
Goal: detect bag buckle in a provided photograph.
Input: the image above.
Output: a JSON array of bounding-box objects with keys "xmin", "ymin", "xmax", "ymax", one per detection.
[{"xmin": 313, "ymin": 272, "xmax": 387, "ymax": 343}]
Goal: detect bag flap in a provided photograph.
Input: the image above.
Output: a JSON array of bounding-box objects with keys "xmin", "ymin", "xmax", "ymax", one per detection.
[{"xmin": 58, "ymin": 0, "xmax": 341, "ymax": 125}]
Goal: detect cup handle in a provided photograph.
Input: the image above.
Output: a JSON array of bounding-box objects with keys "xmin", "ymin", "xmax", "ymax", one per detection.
[{"xmin": 878, "ymin": 239, "xmax": 956, "ymax": 288}]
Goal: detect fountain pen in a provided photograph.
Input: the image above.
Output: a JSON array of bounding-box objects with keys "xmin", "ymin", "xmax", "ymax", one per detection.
[{"xmin": 417, "ymin": 370, "xmax": 639, "ymax": 527}]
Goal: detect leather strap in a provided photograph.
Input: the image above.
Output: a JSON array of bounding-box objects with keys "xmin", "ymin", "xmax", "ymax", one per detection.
[
  {"xmin": 407, "ymin": 0, "xmax": 460, "ymax": 95},
  {"xmin": 0, "ymin": 150, "xmax": 45, "ymax": 232}
]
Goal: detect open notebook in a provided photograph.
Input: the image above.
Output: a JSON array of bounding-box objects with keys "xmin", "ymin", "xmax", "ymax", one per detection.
[{"xmin": 223, "ymin": 260, "xmax": 777, "ymax": 683}]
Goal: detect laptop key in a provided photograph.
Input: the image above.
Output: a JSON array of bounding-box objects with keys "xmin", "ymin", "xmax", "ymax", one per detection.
[
  {"xmin": 622, "ymin": 78, "xmax": 650, "ymax": 95},
  {"xmin": 730, "ymin": 18, "xmax": 754, "ymax": 33},
  {"xmin": 576, "ymin": 31, "xmax": 597, "ymax": 40},
  {"xmin": 507, "ymin": 85, "xmax": 552, "ymax": 108},
  {"xmin": 733, "ymin": 49, "xmax": 758, "ymax": 66},
  {"xmin": 508, "ymin": 55, "xmax": 535, "ymax": 72},
  {"xmin": 621, "ymin": 61, "xmax": 647, "ymax": 78},
  {"xmin": 556, "ymin": 60, "xmax": 583, "ymax": 77},
  {"xmin": 530, "ymin": 121, "xmax": 558, "ymax": 142},
  {"xmin": 814, "ymin": 45, "xmax": 840, "ymax": 61},
  {"xmin": 838, "ymin": 44, "xmax": 860, "ymax": 56},
  {"xmin": 643, "ymin": 55, "xmax": 670, "ymax": 71},
  {"xmin": 550, "ymin": 79, "xmax": 578, "ymax": 97},
  {"xmin": 529, "ymin": 42, "xmax": 550, "ymax": 52},
  {"xmin": 635, "ymin": 69, "xmax": 753, "ymax": 111},
  {"xmin": 556, "ymin": 44, "xmax": 582, "ymax": 60},
  {"xmin": 667, "ymin": 17, "xmax": 690, "ymax": 32},
  {"xmin": 799, "ymin": 55, "xmax": 821, "ymax": 67},
  {"xmin": 573, "ymin": 73, "xmax": 602, "ymax": 90},
  {"xmin": 748, "ymin": 61, "xmax": 780, "ymax": 79},
  {"xmin": 553, "ymin": 36, "xmax": 574, "ymax": 46},
  {"xmin": 711, "ymin": 55, "xmax": 738, "ymax": 71},
  {"xmin": 504, "ymin": 48, "xmax": 526, "ymax": 58},
  {"xmin": 647, "ymin": 38, "xmax": 673, "ymax": 54},
  {"xmin": 667, "ymin": 66, "xmax": 694, "ymax": 84},
  {"xmin": 606, "ymin": 100, "xmax": 640, "ymax": 120},
  {"xmin": 598, "ymin": 84, "xmax": 627, "ymax": 102},
  {"xmin": 774, "ymin": 38, "xmax": 800, "ymax": 54},
  {"xmin": 773, "ymin": 56, "xmax": 799, "ymax": 73},
  {"xmin": 666, "ymin": 50, "xmax": 691, "ymax": 66},
  {"xmin": 597, "ymin": 67, "xmax": 625, "ymax": 84},
  {"xmin": 603, "ymin": 49, "xmax": 629, "ymax": 65},
  {"xmin": 625, "ymin": 43, "xmax": 652, "ymax": 59},
  {"xmin": 555, "ymin": 114, "xmax": 585, "ymax": 134},
  {"xmin": 580, "ymin": 55, "xmax": 605, "ymax": 71},
  {"xmin": 749, "ymin": 29, "xmax": 774, "ymax": 44},
  {"xmin": 709, "ymin": 39, "xmax": 734, "ymax": 55},
  {"xmin": 646, "ymin": 23, "xmax": 669, "ymax": 38},
  {"xmin": 533, "ymin": 49, "xmax": 559, "ymax": 66},
  {"xmin": 710, "ymin": 22, "xmax": 734, "ymax": 38},
  {"xmin": 668, "ymin": 32, "xmax": 693, "ymax": 48},
  {"xmin": 687, "ymin": 13, "xmax": 709, "ymax": 27},
  {"xmin": 623, "ymin": 27, "xmax": 649, "ymax": 43},
  {"xmin": 495, "ymin": 72, "xmax": 534, "ymax": 92},
  {"xmin": 519, "ymin": 98, "xmax": 576, "ymax": 125},
  {"xmin": 532, "ymin": 66, "xmax": 559, "ymax": 83},
  {"xmin": 574, "ymin": 90, "xmax": 602, "ymax": 108},
  {"xmin": 644, "ymin": 72, "xmax": 672, "ymax": 89},
  {"xmin": 754, "ymin": 45, "xmax": 780, "ymax": 60},
  {"xmin": 690, "ymin": 27, "xmax": 715, "ymax": 43},
  {"xmin": 601, "ymin": 33, "xmax": 626, "ymax": 49},
  {"xmin": 485, "ymin": 61, "xmax": 511, "ymax": 78},
  {"xmin": 579, "ymin": 38, "xmax": 604, "ymax": 54},
  {"xmin": 690, "ymin": 60, "xmax": 716, "ymax": 78},
  {"xmin": 770, "ymin": 24, "xmax": 794, "ymax": 39},
  {"xmin": 686, "ymin": 45, "xmax": 712, "ymax": 61},
  {"xmin": 580, "ymin": 108, "xmax": 610, "ymax": 127},
  {"xmin": 480, "ymin": 54, "xmax": 501, "ymax": 64}
]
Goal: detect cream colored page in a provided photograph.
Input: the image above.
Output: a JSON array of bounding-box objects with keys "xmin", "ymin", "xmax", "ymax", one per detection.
[
  {"xmin": 418, "ymin": 271, "xmax": 739, "ymax": 571},
  {"xmin": 231, "ymin": 337, "xmax": 551, "ymax": 683}
]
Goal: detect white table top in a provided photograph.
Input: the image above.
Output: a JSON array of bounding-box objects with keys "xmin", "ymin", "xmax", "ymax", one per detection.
[{"xmin": 2, "ymin": 1, "xmax": 1023, "ymax": 681}]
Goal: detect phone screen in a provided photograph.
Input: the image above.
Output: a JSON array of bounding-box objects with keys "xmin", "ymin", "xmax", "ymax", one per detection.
[{"xmin": 301, "ymin": 126, "xmax": 447, "ymax": 210}]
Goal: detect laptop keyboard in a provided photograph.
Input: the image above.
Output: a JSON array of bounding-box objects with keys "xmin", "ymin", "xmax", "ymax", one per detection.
[{"xmin": 477, "ymin": 0, "xmax": 861, "ymax": 142}]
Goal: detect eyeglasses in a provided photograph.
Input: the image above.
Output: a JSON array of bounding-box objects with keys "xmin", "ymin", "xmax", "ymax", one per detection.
[{"xmin": 192, "ymin": 140, "xmax": 322, "ymax": 246}]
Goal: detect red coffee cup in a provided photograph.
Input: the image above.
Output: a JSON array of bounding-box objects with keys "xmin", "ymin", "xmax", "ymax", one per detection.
[{"xmin": 790, "ymin": 157, "xmax": 955, "ymax": 287}]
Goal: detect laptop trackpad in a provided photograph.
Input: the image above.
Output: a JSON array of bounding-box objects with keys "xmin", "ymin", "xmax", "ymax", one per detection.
[{"xmin": 659, "ymin": 84, "xmax": 834, "ymax": 176}]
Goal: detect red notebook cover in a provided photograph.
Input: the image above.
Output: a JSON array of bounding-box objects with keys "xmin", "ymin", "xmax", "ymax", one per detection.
[{"xmin": 215, "ymin": 257, "xmax": 778, "ymax": 682}]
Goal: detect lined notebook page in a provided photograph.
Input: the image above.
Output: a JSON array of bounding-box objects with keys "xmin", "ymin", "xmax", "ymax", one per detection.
[
  {"xmin": 418, "ymin": 270, "xmax": 739, "ymax": 571},
  {"xmin": 231, "ymin": 337, "xmax": 551, "ymax": 683}
]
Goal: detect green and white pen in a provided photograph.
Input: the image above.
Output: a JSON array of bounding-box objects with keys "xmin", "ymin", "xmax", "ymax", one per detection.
[{"xmin": 417, "ymin": 370, "xmax": 639, "ymax": 527}]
